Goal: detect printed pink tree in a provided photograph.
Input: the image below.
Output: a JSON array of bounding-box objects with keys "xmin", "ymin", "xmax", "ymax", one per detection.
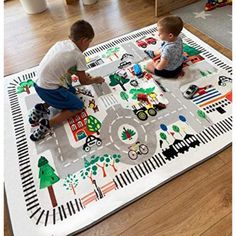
[
  {"xmin": 38, "ymin": 156, "xmax": 60, "ymax": 207},
  {"xmin": 63, "ymin": 174, "xmax": 79, "ymax": 195}
]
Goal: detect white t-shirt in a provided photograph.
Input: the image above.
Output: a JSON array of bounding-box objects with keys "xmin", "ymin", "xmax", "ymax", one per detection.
[{"xmin": 36, "ymin": 40, "xmax": 88, "ymax": 89}]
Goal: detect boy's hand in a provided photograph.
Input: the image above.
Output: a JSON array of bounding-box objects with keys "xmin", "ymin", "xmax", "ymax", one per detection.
[{"xmin": 94, "ymin": 76, "xmax": 105, "ymax": 84}]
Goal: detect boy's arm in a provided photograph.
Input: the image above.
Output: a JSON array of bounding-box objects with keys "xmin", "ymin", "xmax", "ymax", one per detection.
[
  {"xmin": 76, "ymin": 71, "xmax": 105, "ymax": 85},
  {"xmin": 154, "ymin": 57, "xmax": 168, "ymax": 70}
]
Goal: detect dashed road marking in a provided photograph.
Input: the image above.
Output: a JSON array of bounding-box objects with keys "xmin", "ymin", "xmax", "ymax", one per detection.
[
  {"xmin": 105, "ymin": 142, "xmax": 111, "ymax": 146},
  {"xmin": 114, "ymin": 144, "xmax": 120, "ymax": 150},
  {"xmin": 64, "ymin": 163, "xmax": 70, "ymax": 167}
]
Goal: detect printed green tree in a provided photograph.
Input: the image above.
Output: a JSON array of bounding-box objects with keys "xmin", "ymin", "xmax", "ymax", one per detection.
[
  {"xmin": 86, "ymin": 115, "xmax": 102, "ymax": 135},
  {"xmin": 129, "ymin": 87, "xmax": 155, "ymax": 99},
  {"xmin": 109, "ymin": 74, "xmax": 130, "ymax": 91},
  {"xmin": 38, "ymin": 156, "xmax": 60, "ymax": 207},
  {"xmin": 120, "ymin": 91, "xmax": 129, "ymax": 101},
  {"xmin": 16, "ymin": 79, "xmax": 34, "ymax": 94},
  {"xmin": 63, "ymin": 174, "xmax": 79, "ymax": 195},
  {"xmin": 102, "ymin": 47, "xmax": 120, "ymax": 61},
  {"xmin": 80, "ymin": 159, "xmax": 98, "ymax": 184},
  {"xmin": 183, "ymin": 43, "xmax": 201, "ymax": 56},
  {"xmin": 121, "ymin": 127, "xmax": 136, "ymax": 140},
  {"xmin": 103, "ymin": 154, "xmax": 121, "ymax": 172}
]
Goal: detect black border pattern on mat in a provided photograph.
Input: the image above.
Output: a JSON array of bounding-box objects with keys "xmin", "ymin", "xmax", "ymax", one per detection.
[{"xmin": 6, "ymin": 24, "xmax": 232, "ymax": 228}]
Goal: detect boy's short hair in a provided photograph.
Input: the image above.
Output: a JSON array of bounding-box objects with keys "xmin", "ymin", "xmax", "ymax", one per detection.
[
  {"xmin": 70, "ymin": 20, "xmax": 94, "ymax": 41},
  {"xmin": 158, "ymin": 15, "xmax": 183, "ymax": 36}
]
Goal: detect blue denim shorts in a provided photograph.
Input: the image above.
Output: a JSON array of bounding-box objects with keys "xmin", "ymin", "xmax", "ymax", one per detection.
[{"xmin": 34, "ymin": 83, "xmax": 84, "ymax": 111}]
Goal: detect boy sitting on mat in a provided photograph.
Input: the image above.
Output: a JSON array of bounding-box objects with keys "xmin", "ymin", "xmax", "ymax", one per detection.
[
  {"xmin": 145, "ymin": 15, "xmax": 184, "ymax": 78},
  {"xmin": 29, "ymin": 20, "xmax": 104, "ymax": 141}
]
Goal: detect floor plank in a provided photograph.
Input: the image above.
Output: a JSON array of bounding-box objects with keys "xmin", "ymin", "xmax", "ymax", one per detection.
[{"xmin": 4, "ymin": 0, "xmax": 232, "ymax": 235}]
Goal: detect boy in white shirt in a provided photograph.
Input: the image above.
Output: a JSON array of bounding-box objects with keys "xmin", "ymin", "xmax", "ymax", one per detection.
[{"xmin": 29, "ymin": 20, "xmax": 104, "ymax": 141}]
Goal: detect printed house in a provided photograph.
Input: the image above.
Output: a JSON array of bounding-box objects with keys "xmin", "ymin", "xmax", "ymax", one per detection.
[{"xmin": 68, "ymin": 109, "xmax": 95, "ymax": 141}]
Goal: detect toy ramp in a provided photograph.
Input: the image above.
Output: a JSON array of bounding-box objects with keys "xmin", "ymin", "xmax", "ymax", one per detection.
[{"xmin": 4, "ymin": 24, "xmax": 232, "ymax": 236}]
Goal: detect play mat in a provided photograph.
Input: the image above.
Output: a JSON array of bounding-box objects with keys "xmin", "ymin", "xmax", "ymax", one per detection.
[{"xmin": 4, "ymin": 24, "xmax": 232, "ymax": 236}]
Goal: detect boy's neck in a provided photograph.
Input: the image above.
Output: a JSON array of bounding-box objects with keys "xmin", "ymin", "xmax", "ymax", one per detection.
[{"xmin": 70, "ymin": 39, "xmax": 84, "ymax": 52}]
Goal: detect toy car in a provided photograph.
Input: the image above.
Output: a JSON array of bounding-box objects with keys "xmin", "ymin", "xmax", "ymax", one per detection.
[
  {"xmin": 136, "ymin": 40, "xmax": 148, "ymax": 48},
  {"xmin": 133, "ymin": 64, "xmax": 143, "ymax": 78},
  {"xmin": 118, "ymin": 61, "xmax": 132, "ymax": 69},
  {"xmin": 183, "ymin": 84, "xmax": 199, "ymax": 99},
  {"xmin": 120, "ymin": 53, "xmax": 134, "ymax": 61},
  {"xmin": 116, "ymin": 69, "xmax": 128, "ymax": 78},
  {"xmin": 83, "ymin": 135, "xmax": 102, "ymax": 152},
  {"xmin": 145, "ymin": 37, "xmax": 157, "ymax": 45}
]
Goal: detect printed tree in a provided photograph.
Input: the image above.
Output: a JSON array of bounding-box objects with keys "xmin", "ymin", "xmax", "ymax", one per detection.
[
  {"xmin": 102, "ymin": 47, "xmax": 120, "ymax": 61},
  {"xmin": 121, "ymin": 127, "xmax": 136, "ymax": 140},
  {"xmin": 38, "ymin": 156, "xmax": 60, "ymax": 207},
  {"xmin": 120, "ymin": 91, "xmax": 129, "ymax": 101},
  {"xmin": 86, "ymin": 115, "xmax": 102, "ymax": 135},
  {"xmin": 129, "ymin": 87, "xmax": 155, "ymax": 99},
  {"xmin": 183, "ymin": 43, "xmax": 201, "ymax": 56},
  {"xmin": 16, "ymin": 79, "xmax": 34, "ymax": 94},
  {"xmin": 109, "ymin": 74, "xmax": 130, "ymax": 91},
  {"xmin": 104, "ymin": 154, "xmax": 121, "ymax": 172},
  {"xmin": 80, "ymin": 154, "xmax": 122, "ymax": 181},
  {"xmin": 63, "ymin": 174, "xmax": 79, "ymax": 195}
]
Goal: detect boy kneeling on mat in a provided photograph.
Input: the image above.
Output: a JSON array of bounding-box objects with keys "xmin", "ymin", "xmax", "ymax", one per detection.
[
  {"xmin": 29, "ymin": 20, "xmax": 104, "ymax": 141},
  {"xmin": 145, "ymin": 15, "xmax": 184, "ymax": 78}
]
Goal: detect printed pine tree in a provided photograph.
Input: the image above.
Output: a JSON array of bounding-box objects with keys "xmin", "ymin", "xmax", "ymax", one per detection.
[
  {"xmin": 86, "ymin": 115, "xmax": 102, "ymax": 135},
  {"xmin": 63, "ymin": 174, "xmax": 79, "ymax": 195},
  {"xmin": 38, "ymin": 156, "xmax": 60, "ymax": 207},
  {"xmin": 183, "ymin": 43, "xmax": 201, "ymax": 56},
  {"xmin": 16, "ymin": 79, "xmax": 34, "ymax": 94}
]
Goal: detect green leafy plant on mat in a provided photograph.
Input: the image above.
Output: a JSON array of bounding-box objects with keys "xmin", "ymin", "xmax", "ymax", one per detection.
[
  {"xmin": 38, "ymin": 156, "xmax": 60, "ymax": 207},
  {"xmin": 63, "ymin": 174, "xmax": 79, "ymax": 195},
  {"xmin": 16, "ymin": 79, "xmax": 34, "ymax": 94},
  {"xmin": 129, "ymin": 87, "xmax": 155, "ymax": 99},
  {"xmin": 86, "ymin": 115, "xmax": 102, "ymax": 135},
  {"xmin": 109, "ymin": 74, "xmax": 130, "ymax": 91}
]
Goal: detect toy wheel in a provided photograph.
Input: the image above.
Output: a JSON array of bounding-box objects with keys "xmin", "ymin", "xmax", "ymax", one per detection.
[
  {"xmin": 151, "ymin": 42, "xmax": 156, "ymax": 45},
  {"xmin": 84, "ymin": 146, "xmax": 90, "ymax": 152},
  {"xmin": 137, "ymin": 111, "xmax": 148, "ymax": 121},
  {"xmin": 130, "ymin": 80, "xmax": 138, "ymax": 87},
  {"xmin": 139, "ymin": 144, "xmax": 149, "ymax": 154},
  {"xmin": 141, "ymin": 45, "xmax": 147, "ymax": 48},
  {"xmin": 128, "ymin": 150, "xmax": 138, "ymax": 160},
  {"xmin": 148, "ymin": 108, "xmax": 157, "ymax": 116},
  {"xmin": 96, "ymin": 140, "xmax": 102, "ymax": 146}
]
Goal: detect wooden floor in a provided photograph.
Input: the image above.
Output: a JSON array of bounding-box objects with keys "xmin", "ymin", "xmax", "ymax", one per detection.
[{"xmin": 4, "ymin": 0, "xmax": 232, "ymax": 235}]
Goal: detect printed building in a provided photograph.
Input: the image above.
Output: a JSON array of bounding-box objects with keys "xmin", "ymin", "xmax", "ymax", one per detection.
[{"xmin": 68, "ymin": 109, "xmax": 95, "ymax": 141}]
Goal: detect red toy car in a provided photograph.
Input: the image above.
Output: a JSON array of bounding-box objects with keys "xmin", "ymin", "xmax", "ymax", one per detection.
[
  {"xmin": 136, "ymin": 37, "xmax": 157, "ymax": 48},
  {"xmin": 145, "ymin": 37, "xmax": 157, "ymax": 45}
]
